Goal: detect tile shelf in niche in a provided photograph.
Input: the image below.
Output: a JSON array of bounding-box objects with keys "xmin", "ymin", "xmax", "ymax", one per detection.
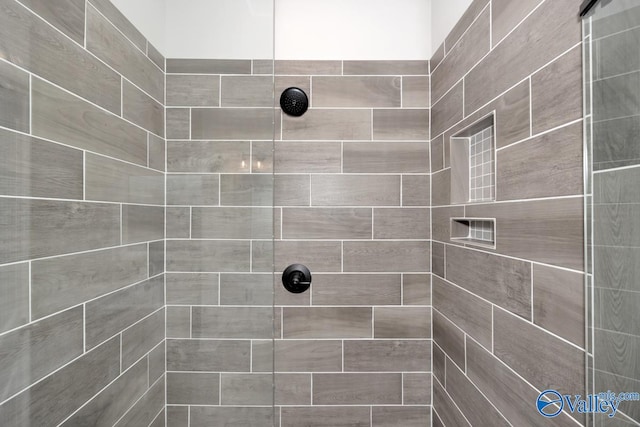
[{"xmin": 450, "ymin": 217, "xmax": 496, "ymax": 249}]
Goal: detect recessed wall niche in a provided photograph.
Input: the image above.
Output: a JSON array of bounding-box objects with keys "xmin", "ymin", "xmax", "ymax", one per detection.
[{"xmin": 450, "ymin": 113, "xmax": 495, "ymax": 205}]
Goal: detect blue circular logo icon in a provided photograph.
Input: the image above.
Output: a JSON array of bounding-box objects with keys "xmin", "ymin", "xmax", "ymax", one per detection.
[{"xmin": 537, "ymin": 390, "xmax": 564, "ymax": 417}]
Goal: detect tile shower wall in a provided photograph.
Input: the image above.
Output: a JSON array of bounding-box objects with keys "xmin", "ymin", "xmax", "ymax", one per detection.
[
  {"xmin": 591, "ymin": 4, "xmax": 640, "ymax": 424},
  {"xmin": 430, "ymin": 0, "xmax": 585, "ymax": 426},
  {"xmin": 164, "ymin": 59, "xmax": 432, "ymax": 426},
  {"xmin": 0, "ymin": 0, "xmax": 165, "ymax": 426}
]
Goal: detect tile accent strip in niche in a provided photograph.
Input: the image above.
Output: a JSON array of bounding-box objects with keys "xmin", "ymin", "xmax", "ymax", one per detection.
[{"xmin": 469, "ymin": 125, "xmax": 494, "ymax": 202}]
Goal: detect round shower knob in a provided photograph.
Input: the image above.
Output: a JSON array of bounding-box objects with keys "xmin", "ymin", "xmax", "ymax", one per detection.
[{"xmin": 282, "ymin": 264, "xmax": 312, "ymax": 294}]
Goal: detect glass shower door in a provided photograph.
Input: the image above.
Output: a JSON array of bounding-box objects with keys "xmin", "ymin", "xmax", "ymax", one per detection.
[{"xmin": 585, "ymin": 1, "xmax": 640, "ymax": 425}]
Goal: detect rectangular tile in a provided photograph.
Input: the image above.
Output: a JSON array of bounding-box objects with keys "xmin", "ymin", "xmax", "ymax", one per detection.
[
  {"xmin": 433, "ymin": 378, "xmax": 471, "ymax": 427},
  {"xmin": 494, "ymin": 308, "xmax": 585, "ymax": 393},
  {"xmin": 219, "ymin": 174, "xmax": 272, "ymax": 206},
  {"xmin": 32, "ymin": 78, "xmax": 146, "ymax": 165},
  {"xmin": 123, "ymin": 80, "xmax": 164, "ymax": 137},
  {"xmin": 594, "ymin": 71, "xmax": 640, "ymax": 122},
  {"xmin": 220, "ymin": 373, "xmax": 272, "ymax": 405},
  {"xmin": 445, "ymin": 356, "xmax": 510, "ymax": 426},
  {"xmin": 404, "ymin": 373, "xmax": 432, "ymax": 404},
  {"xmin": 431, "ymin": 43, "xmax": 445, "ymax": 71},
  {"xmin": 166, "ymin": 273, "xmax": 218, "ymax": 305},
  {"xmin": 253, "ymin": 59, "xmax": 273, "ymax": 75},
  {"xmin": 167, "ymin": 306, "xmax": 190, "ymax": 338},
  {"xmin": 403, "ymin": 274, "xmax": 431, "ymax": 305},
  {"xmin": 0, "ymin": 199, "xmax": 119, "ymax": 264},
  {"xmin": 253, "ymin": 240, "xmax": 341, "ymax": 273},
  {"xmin": 0, "ymin": 60, "xmax": 29, "ymax": 132},
  {"xmin": 166, "ymin": 339, "xmax": 250, "ymax": 372},
  {"xmin": 192, "ymin": 108, "xmax": 276, "ymax": 140},
  {"xmin": 32, "ymin": 244, "xmax": 147, "ymax": 319},
  {"xmin": 312, "ymin": 274, "xmax": 401, "ymax": 306},
  {"xmin": 491, "ymin": 0, "xmax": 540, "ymax": 44},
  {"xmin": 312, "ymin": 175, "xmax": 400, "ymax": 206},
  {"xmin": 167, "ymin": 58, "xmax": 252, "ymax": 74},
  {"xmin": 594, "ymin": 203, "xmax": 640, "ymax": 247},
  {"xmin": 271, "ymin": 141, "xmax": 341, "ymax": 173},
  {"xmin": 190, "ymin": 407, "xmax": 273, "ymax": 427},
  {"xmin": 148, "ymin": 133, "xmax": 165, "ymax": 172},
  {"xmin": 0, "ymin": 0, "xmax": 121, "ymax": 113},
  {"xmin": 598, "ymin": 287, "xmax": 640, "ymax": 337},
  {"xmin": 344, "ymin": 241, "xmax": 430, "ymax": 272},
  {"xmin": 433, "ymin": 309, "xmax": 465, "ymax": 370},
  {"xmin": 344, "ymin": 340, "xmax": 431, "ymax": 371},
  {"xmin": 313, "ymin": 373, "xmax": 402, "ymax": 404},
  {"xmin": 465, "ymin": 198, "xmax": 584, "ymax": 270},
  {"xmin": 465, "ymin": 0, "xmax": 581, "ymax": 114},
  {"xmin": 166, "ymin": 240, "xmax": 250, "ymax": 272},
  {"xmin": 433, "ymin": 275, "xmax": 492, "ymax": 349},
  {"xmin": 597, "ymin": 166, "xmax": 640, "ymax": 204},
  {"xmin": 167, "ymin": 174, "xmax": 219, "ymax": 206},
  {"xmin": 372, "ymin": 407, "xmax": 431, "ymax": 427},
  {"xmin": 313, "ymin": 76, "xmax": 401, "ymax": 107},
  {"xmin": 166, "ymin": 108, "xmax": 190, "ymax": 139},
  {"xmin": 114, "ymin": 377, "xmax": 164, "ymax": 427},
  {"xmin": 283, "ymin": 307, "xmax": 372, "ymax": 338},
  {"xmin": 343, "ymin": 60, "xmax": 429, "ymax": 75},
  {"xmin": 373, "ymin": 208, "xmax": 430, "ymax": 239},
  {"xmin": 0, "ymin": 129, "xmax": 83, "ymax": 199},
  {"xmin": 276, "ymin": 374, "xmax": 311, "ymax": 405},
  {"xmin": 0, "ymin": 337, "xmax": 119, "ymax": 426},
  {"xmin": 432, "ymin": 242, "xmax": 445, "ymax": 278},
  {"xmin": 432, "ymin": 206, "xmax": 465, "ymax": 242},
  {"xmin": 221, "ymin": 76, "xmax": 273, "ymax": 107},
  {"xmin": 192, "ymin": 207, "xmax": 272, "ymax": 239},
  {"xmin": 167, "ymin": 407, "xmax": 188, "ymax": 427},
  {"xmin": 497, "ymin": 122, "xmax": 583, "ymax": 201},
  {"xmin": 166, "ymin": 207, "xmax": 189, "ymax": 238},
  {"xmin": 432, "ymin": 81, "xmax": 463, "ymax": 137},
  {"xmin": 403, "ymin": 76, "xmax": 430, "ymax": 108},
  {"xmin": 148, "ymin": 343, "xmax": 165, "ymax": 385},
  {"xmin": 343, "ymin": 141, "xmax": 430, "ymax": 173},
  {"xmin": 275, "ymin": 60, "xmax": 342, "ymax": 75},
  {"xmin": 273, "ymin": 340, "xmax": 342, "ymax": 372},
  {"xmin": 445, "ymin": 245, "xmax": 531, "ymax": 319},
  {"xmin": 444, "ymin": 0, "xmax": 489, "ymax": 50},
  {"xmin": 432, "ymin": 8, "xmax": 490, "ymax": 103},
  {"xmin": 167, "ymin": 140, "xmax": 251, "ymax": 173},
  {"xmin": 220, "ymin": 274, "xmax": 272, "ymax": 306},
  {"xmin": 281, "ymin": 407, "xmax": 370, "ymax": 427},
  {"xmin": 433, "ymin": 343, "xmax": 445, "ymax": 384},
  {"xmin": 283, "ymin": 109, "xmax": 371, "ymax": 140},
  {"xmin": 86, "ymin": 153, "xmax": 164, "ymax": 204},
  {"xmin": 373, "ymin": 109, "xmax": 430, "ymax": 140},
  {"xmin": 85, "ymin": 276, "xmax": 164, "ymax": 349},
  {"xmin": 374, "ymin": 307, "xmax": 431, "ymax": 338},
  {"xmin": 275, "ymin": 174, "xmax": 311, "ymax": 206},
  {"xmin": 532, "ymin": 45, "xmax": 582, "ymax": 134},
  {"xmin": 122, "ymin": 205, "xmax": 164, "ymax": 244},
  {"xmin": 595, "ymin": 327, "xmax": 640, "ymax": 383},
  {"xmin": 88, "ymin": 0, "xmax": 146, "ymax": 51},
  {"xmin": 147, "ymin": 42, "xmax": 164, "ymax": 71},
  {"xmin": 0, "ymin": 306, "xmax": 83, "ymax": 402},
  {"xmin": 0, "ymin": 263, "xmax": 28, "ymax": 334},
  {"xmin": 19, "ymin": 0, "xmax": 85, "ymax": 44},
  {"xmin": 534, "ymin": 264, "xmax": 584, "ymax": 347},
  {"xmin": 467, "ymin": 338, "xmax": 579, "ymax": 427},
  {"xmin": 149, "ymin": 241, "xmax": 164, "ymax": 277},
  {"xmin": 167, "ymin": 372, "xmax": 220, "ymax": 405},
  {"xmin": 282, "ymin": 208, "xmax": 372, "ymax": 239},
  {"xmin": 60, "ymin": 358, "xmax": 148, "ymax": 427},
  {"xmin": 192, "ymin": 307, "xmax": 273, "ymax": 339},
  {"xmin": 166, "ymin": 74, "xmax": 220, "ymax": 107},
  {"xmin": 402, "ymin": 175, "xmax": 431, "ymax": 206},
  {"xmin": 87, "ymin": 5, "xmax": 163, "ymax": 102},
  {"xmin": 122, "ymin": 309, "xmax": 164, "ymax": 370}
]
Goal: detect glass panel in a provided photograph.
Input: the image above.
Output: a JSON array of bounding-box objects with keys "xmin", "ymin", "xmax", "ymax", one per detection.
[
  {"xmin": 0, "ymin": 0, "xmax": 275, "ymax": 424},
  {"xmin": 586, "ymin": 1, "xmax": 640, "ymax": 425}
]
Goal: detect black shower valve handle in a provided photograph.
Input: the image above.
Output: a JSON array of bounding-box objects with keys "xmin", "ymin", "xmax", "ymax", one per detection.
[{"xmin": 282, "ymin": 264, "xmax": 312, "ymax": 294}]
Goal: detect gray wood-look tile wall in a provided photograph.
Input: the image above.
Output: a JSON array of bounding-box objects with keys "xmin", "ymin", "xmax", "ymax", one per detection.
[
  {"xmin": 164, "ymin": 56, "xmax": 431, "ymax": 425},
  {"xmin": 430, "ymin": 0, "xmax": 587, "ymax": 425},
  {"xmin": 0, "ymin": 0, "xmax": 166, "ymax": 425}
]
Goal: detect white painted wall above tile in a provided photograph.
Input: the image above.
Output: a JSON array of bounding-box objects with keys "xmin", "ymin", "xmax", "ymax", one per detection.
[{"xmin": 110, "ymin": 0, "xmax": 471, "ymax": 59}]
